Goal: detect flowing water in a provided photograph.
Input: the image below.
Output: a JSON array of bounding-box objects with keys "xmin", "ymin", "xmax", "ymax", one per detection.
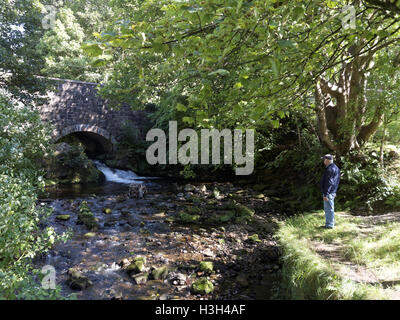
[{"xmin": 34, "ymin": 162, "xmax": 280, "ymax": 300}]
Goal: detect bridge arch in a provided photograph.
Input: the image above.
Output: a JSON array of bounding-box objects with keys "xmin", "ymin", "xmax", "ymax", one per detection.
[{"xmin": 55, "ymin": 124, "xmax": 116, "ymax": 158}]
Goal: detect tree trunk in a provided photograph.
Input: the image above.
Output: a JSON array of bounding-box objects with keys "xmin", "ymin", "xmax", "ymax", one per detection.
[
  {"xmin": 315, "ymin": 42, "xmax": 384, "ymax": 155},
  {"xmin": 379, "ymin": 117, "xmax": 387, "ymax": 167}
]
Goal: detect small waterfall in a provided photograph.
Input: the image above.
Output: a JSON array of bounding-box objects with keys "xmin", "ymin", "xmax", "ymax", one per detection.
[{"xmin": 93, "ymin": 160, "xmax": 142, "ymax": 184}]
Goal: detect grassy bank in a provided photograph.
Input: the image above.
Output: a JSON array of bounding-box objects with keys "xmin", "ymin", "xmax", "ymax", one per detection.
[{"xmin": 275, "ymin": 211, "xmax": 400, "ymax": 299}]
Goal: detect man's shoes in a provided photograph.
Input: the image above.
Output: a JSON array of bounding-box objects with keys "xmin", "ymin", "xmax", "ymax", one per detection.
[{"xmin": 319, "ymin": 225, "xmax": 334, "ymax": 229}]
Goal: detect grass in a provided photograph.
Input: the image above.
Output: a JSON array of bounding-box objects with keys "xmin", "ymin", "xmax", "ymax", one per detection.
[
  {"xmin": 276, "ymin": 210, "xmax": 400, "ymax": 299},
  {"xmin": 343, "ymin": 222, "xmax": 400, "ymax": 280}
]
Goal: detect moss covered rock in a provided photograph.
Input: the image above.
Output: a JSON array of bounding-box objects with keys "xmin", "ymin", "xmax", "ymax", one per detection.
[
  {"xmin": 192, "ymin": 278, "xmax": 214, "ymax": 295},
  {"xmin": 199, "ymin": 261, "xmax": 213, "ymax": 273},
  {"xmin": 186, "ymin": 206, "xmax": 201, "ymax": 215},
  {"xmin": 176, "ymin": 211, "xmax": 200, "ymax": 224},
  {"xmin": 235, "ymin": 204, "xmax": 255, "ymax": 218},
  {"xmin": 55, "ymin": 214, "xmax": 70, "ymax": 221},
  {"xmin": 44, "ymin": 142, "xmax": 105, "ymax": 185},
  {"xmin": 248, "ymin": 234, "xmax": 262, "ymax": 243},
  {"xmin": 126, "ymin": 256, "xmax": 146, "ymax": 275},
  {"xmin": 151, "ymin": 266, "xmax": 169, "ymax": 280},
  {"xmin": 84, "ymin": 232, "xmax": 96, "ymax": 238},
  {"xmin": 77, "ymin": 201, "xmax": 99, "ymax": 231}
]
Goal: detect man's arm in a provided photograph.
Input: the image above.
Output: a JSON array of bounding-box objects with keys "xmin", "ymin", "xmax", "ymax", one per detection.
[
  {"xmin": 326, "ymin": 167, "xmax": 339, "ymax": 195},
  {"xmin": 322, "ymin": 169, "xmax": 332, "ymax": 197}
]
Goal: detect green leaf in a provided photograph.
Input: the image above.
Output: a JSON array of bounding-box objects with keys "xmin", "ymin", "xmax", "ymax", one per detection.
[
  {"xmin": 236, "ymin": 0, "xmax": 243, "ymax": 13},
  {"xmin": 82, "ymin": 43, "xmax": 103, "ymax": 57},
  {"xmin": 176, "ymin": 103, "xmax": 187, "ymax": 112},
  {"xmin": 278, "ymin": 39, "xmax": 295, "ymax": 48},
  {"xmin": 234, "ymin": 82, "xmax": 243, "ymax": 89},
  {"xmin": 326, "ymin": 0, "xmax": 338, "ymax": 8},
  {"xmin": 277, "ymin": 110, "xmax": 285, "ymax": 119},
  {"xmin": 208, "ymin": 69, "xmax": 230, "ymax": 76},
  {"xmin": 293, "ymin": 6, "xmax": 304, "ymax": 19},
  {"xmin": 91, "ymin": 59, "xmax": 108, "ymax": 67},
  {"xmin": 182, "ymin": 116, "xmax": 195, "ymax": 124},
  {"xmin": 269, "ymin": 57, "xmax": 279, "ymax": 76}
]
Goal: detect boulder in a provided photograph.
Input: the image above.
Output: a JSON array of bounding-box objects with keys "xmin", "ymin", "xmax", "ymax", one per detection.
[
  {"xmin": 118, "ymin": 258, "xmax": 131, "ymax": 269},
  {"xmin": 169, "ymin": 273, "xmax": 187, "ymax": 286},
  {"xmin": 131, "ymin": 272, "xmax": 149, "ymax": 285},
  {"xmin": 183, "ymin": 184, "xmax": 195, "ymax": 192},
  {"xmin": 213, "ymin": 188, "xmax": 223, "ymax": 200},
  {"xmin": 67, "ymin": 268, "xmax": 92, "ymax": 290},
  {"xmin": 126, "ymin": 257, "xmax": 146, "ymax": 275}
]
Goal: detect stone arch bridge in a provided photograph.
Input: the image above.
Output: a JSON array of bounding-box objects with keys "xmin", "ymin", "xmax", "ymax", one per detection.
[{"xmin": 39, "ymin": 78, "xmax": 152, "ymax": 157}]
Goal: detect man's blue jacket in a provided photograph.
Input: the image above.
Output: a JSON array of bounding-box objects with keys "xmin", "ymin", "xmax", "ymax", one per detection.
[{"xmin": 320, "ymin": 163, "xmax": 341, "ymax": 197}]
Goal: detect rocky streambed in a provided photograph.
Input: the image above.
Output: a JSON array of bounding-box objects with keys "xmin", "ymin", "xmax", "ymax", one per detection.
[{"xmin": 34, "ymin": 181, "xmax": 283, "ymax": 300}]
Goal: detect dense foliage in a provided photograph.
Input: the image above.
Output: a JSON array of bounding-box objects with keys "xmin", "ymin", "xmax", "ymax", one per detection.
[
  {"xmin": 0, "ymin": 0, "xmax": 47, "ymax": 101},
  {"xmin": 0, "ymin": 92, "xmax": 68, "ymax": 299},
  {"xmin": 85, "ymin": 0, "xmax": 400, "ymax": 155}
]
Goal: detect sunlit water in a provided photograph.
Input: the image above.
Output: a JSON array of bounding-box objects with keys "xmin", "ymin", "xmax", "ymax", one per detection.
[
  {"xmin": 93, "ymin": 161, "xmax": 142, "ymax": 184},
  {"xmin": 42, "ymin": 161, "xmax": 167, "ymax": 199}
]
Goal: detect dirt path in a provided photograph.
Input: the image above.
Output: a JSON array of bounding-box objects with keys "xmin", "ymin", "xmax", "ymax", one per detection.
[{"xmin": 310, "ymin": 212, "xmax": 400, "ymax": 299}]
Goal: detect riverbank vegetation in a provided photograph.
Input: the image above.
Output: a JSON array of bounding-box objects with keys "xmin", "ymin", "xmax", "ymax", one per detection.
[{"xmin": 0, "ymin": 92, "xmax": 69, "ymax": 299}]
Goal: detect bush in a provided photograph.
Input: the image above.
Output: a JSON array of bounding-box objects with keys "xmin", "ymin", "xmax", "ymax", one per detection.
[
  {"xmin": 265, "ymin": 143, "xmax": 328, "ymax": 214},
  {"xmin": 0, "ymin": 92, "xmax": 68, "ymax": 299},
  {"xmin": 107, "ymin": 122, "xmax": 155, "ymax": 174},
  {"xmin": 338, "ymin": 150, "xmax": 400, "ymax": 213}
]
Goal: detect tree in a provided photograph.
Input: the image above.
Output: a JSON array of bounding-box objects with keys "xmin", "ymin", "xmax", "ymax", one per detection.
[
  {"xmin": 85, "ymin": 0, "xmax": 400, "ymax": 155},
  {"xmin": 366, "ymin": 50, "xmax": 400, "ymax": 166},
  {"xmin": 36, "ymin": 7, "xmax": 103, "ymax": 82},
  {"xmin": 36, "ymin": 0, "xmax": 118, "ymax": 82},
  {"xmin": 0, "ymin": 0, "xmax": 46, "ymax": 101}
]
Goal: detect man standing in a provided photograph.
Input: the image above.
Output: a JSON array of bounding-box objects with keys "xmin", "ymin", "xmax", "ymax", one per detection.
[{"xmin": 320, "ymin": 154, "xmax": 341, "ymax": 229}]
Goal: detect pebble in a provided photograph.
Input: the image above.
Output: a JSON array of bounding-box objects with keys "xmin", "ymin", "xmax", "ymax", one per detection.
[{"xmin": 201, "ymin": 249, "xmax": 215, "ymax": 257}]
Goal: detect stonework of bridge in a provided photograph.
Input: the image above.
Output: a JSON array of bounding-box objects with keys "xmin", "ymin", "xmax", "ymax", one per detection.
[{"xmin": 39, "ymin": 78, "xmax": 151, "ymax": 156}]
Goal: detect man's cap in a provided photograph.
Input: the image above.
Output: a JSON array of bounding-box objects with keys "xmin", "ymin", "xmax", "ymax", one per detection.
[{"xmin": 321, "ymin": 154, "xmax": 333, "ymax": 160}]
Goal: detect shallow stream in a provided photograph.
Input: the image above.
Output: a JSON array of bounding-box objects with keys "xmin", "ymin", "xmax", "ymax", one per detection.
[{"xmin": 34, "ymin": 162, "xmax": 281, "ymax": 300}]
